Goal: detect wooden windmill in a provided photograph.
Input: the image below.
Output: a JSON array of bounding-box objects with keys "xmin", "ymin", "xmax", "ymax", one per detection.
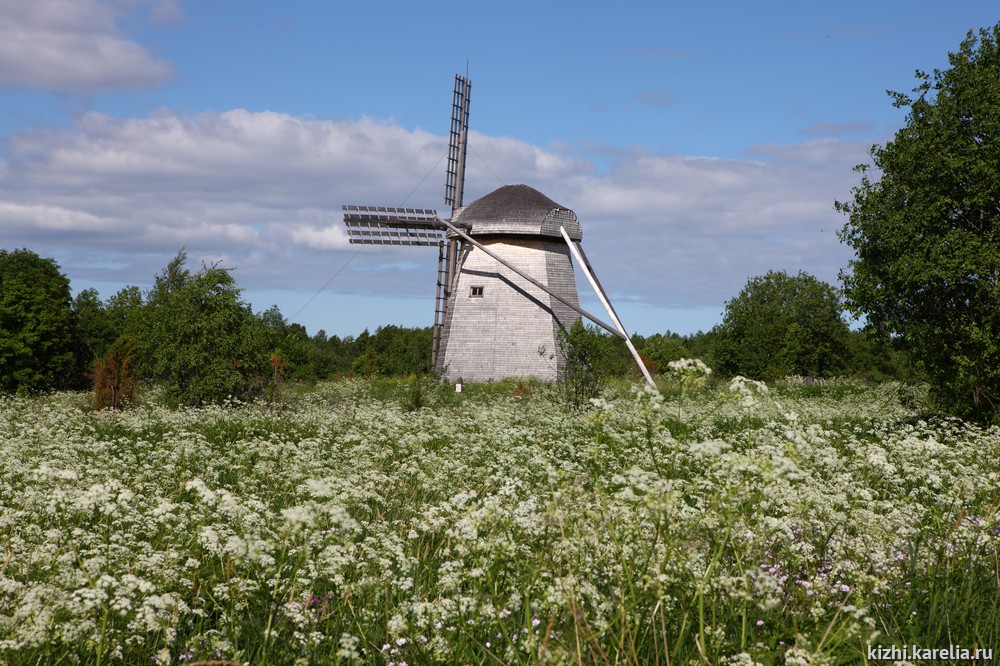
[{"xmin": 342, "ymin": 75, "xmax": 653, "ymax": 385}]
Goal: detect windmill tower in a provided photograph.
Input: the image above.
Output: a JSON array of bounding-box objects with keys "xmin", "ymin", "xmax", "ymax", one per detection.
[
  {"xmin": 434, "ymin": 184, "xmax": 581, "ymax": 381},
  {"xmin": 342, "ymin": 75, "xmax": 653, "ymax": 385}
]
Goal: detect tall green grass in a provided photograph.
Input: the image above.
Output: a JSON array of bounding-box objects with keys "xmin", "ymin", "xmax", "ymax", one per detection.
[{"xmin": 0, "ymin": 375, "xmax": 996, "ymax": 664}]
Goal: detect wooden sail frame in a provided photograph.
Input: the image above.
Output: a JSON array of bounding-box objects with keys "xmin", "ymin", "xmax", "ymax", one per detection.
[{"xmin": 342, "ymin": 206, "xmax": 444, "ymax": 246}]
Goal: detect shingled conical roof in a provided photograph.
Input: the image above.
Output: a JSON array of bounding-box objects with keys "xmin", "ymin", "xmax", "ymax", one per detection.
[{"xmin": 452, "ymin": 184, "xmax": 583, "ymax": 241}]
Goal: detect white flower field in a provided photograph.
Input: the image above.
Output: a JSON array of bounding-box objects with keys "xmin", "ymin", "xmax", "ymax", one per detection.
[{"xmin": 1, "ymin": 372, "xmax": 998, "ymax": 664}]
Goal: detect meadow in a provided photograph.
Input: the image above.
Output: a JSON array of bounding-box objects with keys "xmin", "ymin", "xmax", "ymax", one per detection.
[{"xmin": 0, "ymin": 370, "xmax": 998, "ymax": 665}]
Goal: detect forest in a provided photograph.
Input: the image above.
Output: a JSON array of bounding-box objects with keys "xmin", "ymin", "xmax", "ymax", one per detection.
[{"xmin": 0, "ymin": 246, "xmax": 916, "ymax": 407}]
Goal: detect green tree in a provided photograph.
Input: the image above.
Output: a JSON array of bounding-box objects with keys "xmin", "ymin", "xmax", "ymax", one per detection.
[
  {"xmin": 73, "ymin": 288, "xmax": 117, "ymax": 361},
  {"xmin": 682, "ymin": 329, "xmax": 720, "ymax": 369},
  {"xmin": 139, "ymin": 250, "xmax": 269, "ymax": 406},
  {"xmin": 557, "ymin": 320, "xmax": 602, "ymax": 409},
  {"xmin": 837, "ymin": 24, "xmax": 1000, "ymax": 421},
  {"xmin": 640, "ymin": 333, "xmax": 690, "ymax": 373},
  {"xmin": 310, "ymin": 330, "xmax": 353, "ymax": 378},
  {"xmin": 73, "ymin": 286, "xmax": 146, "ymax": 377},
  {"xmin": 260, "ymin": 305, "xmax": 314, "ymax": 381},
  {"xmin": 371, "ymin": 325, "xmax": 433, "ymax": 376},
  {"xmin": 713, "ymin": 270, "xmax": 851, "ymax": 381},
  {"xmin": 342, "ymin": 326, "xmax": 434, "ymax": 377},
  {"xmin": 0, "ymin": 249, "xmax": 82, "ymax": 393},
  {"xmin": 844, "ymin": 330, "xmax": 919, "ymax": 383},
  {"xmin": 105, "ymin": 285, "xmax": 145, "ymax": 338},
  {"xmin": 351, "ymin": 346, "xmax": 376, "ymax": 378}
]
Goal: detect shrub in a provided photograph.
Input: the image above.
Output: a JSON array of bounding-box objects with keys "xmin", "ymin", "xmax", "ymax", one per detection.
[
  {"xmin": 557, "ymin": 320, "xmax": 602, "ymax": 409},
  {"xmin": 714, "ymin": 270, "xmax": 851, "ymax": 380},
  {"xmin": 137, "ymin": 251, "xmax": 269, "ymax": 406}
]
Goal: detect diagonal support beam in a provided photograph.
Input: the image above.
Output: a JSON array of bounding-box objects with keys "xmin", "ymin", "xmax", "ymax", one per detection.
[
  {"xmin": 559, "ymin": 226, "xmax": 656, "ymax": 388},
  {"xmin": 433, "ymin": 217, "xmax": 626, "ymax": 340}
]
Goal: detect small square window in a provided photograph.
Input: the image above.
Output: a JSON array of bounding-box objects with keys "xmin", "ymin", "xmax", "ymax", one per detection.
[{"xmin": 470, "ymin": 286, "xmax": 484, "ymax": 298}]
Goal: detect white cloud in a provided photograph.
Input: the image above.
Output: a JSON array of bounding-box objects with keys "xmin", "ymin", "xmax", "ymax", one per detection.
[
  {"xmin": 0, "ymin": 107, "xmax": 867, "ymax": 316},
  {"xmin": 289, "ymin": 214, "xmax": 352, "ymax": 250},
  {"xmin": 529, "ymin": 139, "xmax": 869, "ymax": 307},
  {"xmin": 0, "ymin": 0, "xmax": 173, "ymax": 93},
  {"xmin": 0, "ymin": 201, "xmax": 115, "ymax": 232}
]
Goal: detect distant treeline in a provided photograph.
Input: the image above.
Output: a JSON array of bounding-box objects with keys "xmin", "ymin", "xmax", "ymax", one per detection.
[{"xmin": 1, "ymin": 248, "xmax": 916, "ymax": 407}]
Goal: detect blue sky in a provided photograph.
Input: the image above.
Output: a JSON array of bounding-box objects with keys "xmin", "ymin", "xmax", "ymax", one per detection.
[{"xmin": 2, "ymin": 1, "xmax": 998, "ymax": 338}]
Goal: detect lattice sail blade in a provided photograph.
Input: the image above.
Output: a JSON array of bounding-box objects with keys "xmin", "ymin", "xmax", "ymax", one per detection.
[
  {"xmin": 444, "ymin": 74, "xmax": 471, "ymax": 210},
  {"xmin": 342, "ymin": 205, "xmax": 445, "ymax": 246}
]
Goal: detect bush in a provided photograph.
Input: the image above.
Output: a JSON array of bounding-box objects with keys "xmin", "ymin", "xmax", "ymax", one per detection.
[
  {"xmin": 557, "ymin": 320, "xmax": 603, "ymax": 409},
  {"xmin": 137, "ymin": 251, "xmax": 269, "ymax": 406},
  {"xmin": 713, "ymin": 270, "xmax": 851, "ymax": 381},
  {"xmin": 640, "ymin": 334, "xmax": 689, "ymax": 373}
]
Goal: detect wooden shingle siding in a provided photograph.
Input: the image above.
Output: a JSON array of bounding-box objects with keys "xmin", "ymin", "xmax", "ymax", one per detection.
[
  {"xmin": 433, "ymin": 184, "xmax": 584, "ymax": 383},
  {"xmin": 437, "ymin": 238, "xmax": 580, "ymax": 382}
]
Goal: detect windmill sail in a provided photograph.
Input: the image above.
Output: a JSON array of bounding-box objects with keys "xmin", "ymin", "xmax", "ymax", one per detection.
[
  {"xmin": 444, "ymin": 75, "xmax": 471, "ymax": 212},
  {"xmin": 342, "ymin": 206, "xmax": 445, "ymax": 246},
  {"xmin": 436, "ymin": 75, "xmax": 471, "ymax": 365}
]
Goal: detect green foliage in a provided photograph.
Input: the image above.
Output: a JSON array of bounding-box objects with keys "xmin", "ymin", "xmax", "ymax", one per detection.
[
  {"xmin": 400, "ymin": 374, "xmax": 428, "ymax": 411},
  {"xmin": 342, "ymin": 325, "xmax": 432, "ymax": 378},
  {"xmin": 93, "ymin": 334, "xmax": 140, "ymax": 410},
  {"xmin": 260, "ymin": 305, "xmax": 314, "ymax": 381},
  {"xmin": 137, "ymin": 250, "xmax": 269, "ymax": 406},
  {"xmin": 837, "ymin": 23, "xmax": 1000, "ymax": 423},
  {"xmin": 639, "ymin": 332, "xmax": 690, "ymax": 372},
  {"xmin": 683, "ymin": 328, "xmax": 720, "ymax": 370},
  {"xmin": 73, "ymin": 285, "xmax": 146, "ymax": 377},
  {"xmin": 298, "ymin": 328, "xmax": 361, "ymax": 379},
  {"xmin": 557, "ymin": 320, "xmax": 603, "ymax": 409},
  {"xmin": 713, "ymin": 270, "xmax": 851, "ymax": 381},
  {"xmin": 105, "ymin": 285, "xmax": 144, "ymax": 333},
  {"xmin": 73, "ymin": 288, "xmax": 118, "ymax": 363},
  {"xmin": 0, "ymin": 248, "xmax": 82, "ymax": 393},
  {"xmin": 844, "ymin": 330, "xmax": 922, "ymax": 383},
  {"xmin": 352, "ymin": 342, "xmax": 380, "ymax": 378}
]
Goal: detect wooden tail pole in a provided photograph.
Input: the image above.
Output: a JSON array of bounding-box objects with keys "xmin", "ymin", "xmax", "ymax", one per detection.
[{"xmin": 559, "ymin": 226, "xmax": 656, "ymax": 388}]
